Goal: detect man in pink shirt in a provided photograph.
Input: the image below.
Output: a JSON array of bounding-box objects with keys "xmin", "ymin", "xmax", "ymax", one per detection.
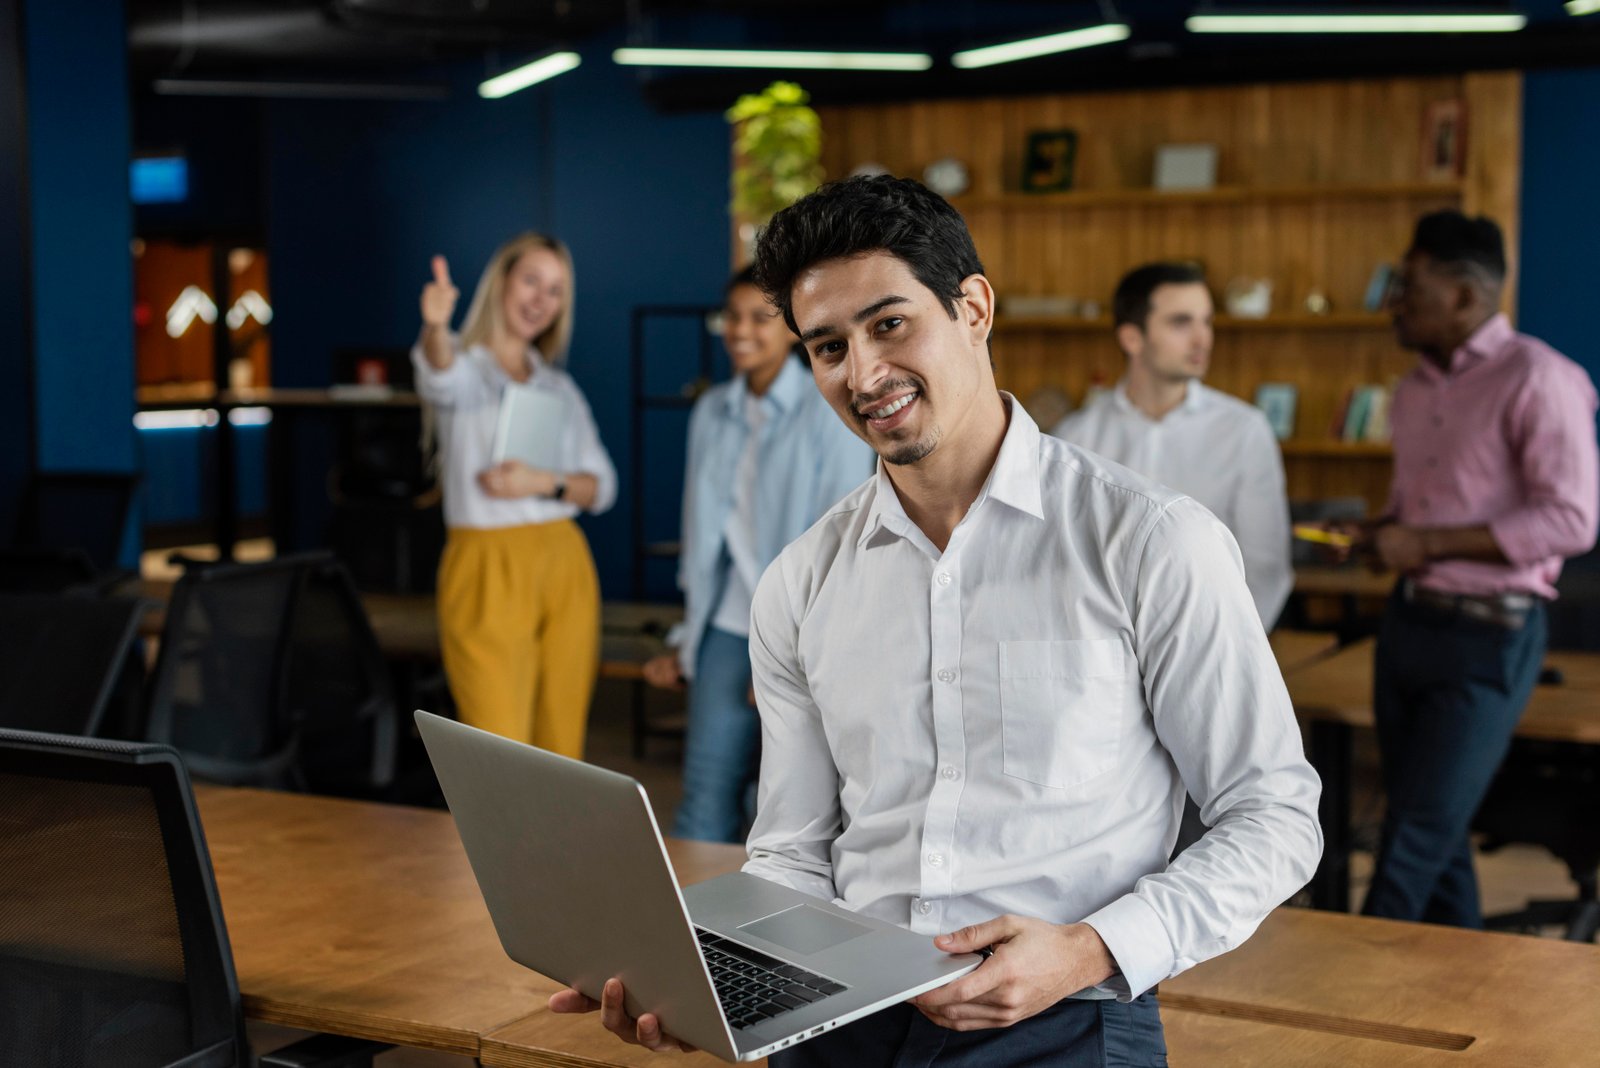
[{"xmin": 1348, "ymin": 211, "xmax": 1598, "ymax": 926}]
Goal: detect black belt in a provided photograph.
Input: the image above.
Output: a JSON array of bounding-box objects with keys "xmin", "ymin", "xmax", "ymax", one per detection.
[{"xmin": 1401, "ymin": 579, "xmax": 1538, "ymax": 630}]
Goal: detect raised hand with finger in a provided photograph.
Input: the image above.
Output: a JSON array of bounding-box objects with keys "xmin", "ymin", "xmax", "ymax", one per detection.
[{"xmin": 420, "ymin": 254, "xmax": 459, "ymax": 327}]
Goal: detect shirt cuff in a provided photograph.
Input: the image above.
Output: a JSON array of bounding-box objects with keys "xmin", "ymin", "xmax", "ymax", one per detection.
[
  {"xmin": 1080, "ymin": 893, "xmax": 1176, "ymax": 1002},
  {"xmin": 1487, "ymin": 510, "xmax": 1546, "ymax": 569}
]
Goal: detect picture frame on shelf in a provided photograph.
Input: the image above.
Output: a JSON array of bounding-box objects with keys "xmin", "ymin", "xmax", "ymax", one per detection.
[
  {"xmin": 1255, "ymin": 383, "xmax": 1298, "ymax": 441},
  {"xmin": 1153, "ymin": 143, "xmax": 1218, "ymax": 191},
  {"xmin": 1420, "ymin": 98, "xmax": 1466, "ymax": 181},
  {"xmin": 1363, "ymin": 263, "xmax": 1396, "ymax": 312},
  {"xmin": 1021, "ymin": 129, "xmax": 1078, "ymax": 193}
]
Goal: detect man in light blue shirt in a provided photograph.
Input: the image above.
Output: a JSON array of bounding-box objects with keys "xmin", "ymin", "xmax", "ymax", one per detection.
[{"xmin": 644, "ymin": 268, "xmax": 873, "ymax": 842}]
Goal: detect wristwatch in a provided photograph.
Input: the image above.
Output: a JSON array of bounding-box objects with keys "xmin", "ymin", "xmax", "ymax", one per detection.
[{"xmin": 551, "ymin": 475, "xmax": 567, "ymax": 501}]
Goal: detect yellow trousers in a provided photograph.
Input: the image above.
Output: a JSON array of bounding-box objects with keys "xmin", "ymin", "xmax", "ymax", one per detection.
[{"xmin": 436, "ymin": 520, "xmax": 599, "ymax": 759}]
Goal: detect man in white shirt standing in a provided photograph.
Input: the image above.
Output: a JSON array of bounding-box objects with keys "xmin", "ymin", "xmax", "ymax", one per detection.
[
  {"xmin": 1051, "ymin": 263, "xmax": 1293, "ymax": 629},
  {"xmin": 552, "ymin": 177, "xmax": 1321, "ymax": 1065}
]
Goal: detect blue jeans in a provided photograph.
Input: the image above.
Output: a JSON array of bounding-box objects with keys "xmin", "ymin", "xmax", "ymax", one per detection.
[
  {"xmin": 672, "ymin": 627, "xmax": 760, "ymax": 843},
  {"xmin": 771, "ymin": 994, "xmax": 1167, "ymax": 1068},
  {"xmin": 1362, "ymin": 590, "xmax": 1547, "ymax": 926}
]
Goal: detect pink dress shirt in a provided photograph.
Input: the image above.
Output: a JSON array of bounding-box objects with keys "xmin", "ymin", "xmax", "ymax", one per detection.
[{"xmin": 1388, "ymin": 314, "xmax": 1599, "ymax": 599}]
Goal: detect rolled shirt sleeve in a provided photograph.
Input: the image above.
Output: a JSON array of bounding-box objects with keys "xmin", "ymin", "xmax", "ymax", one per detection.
[{"xmin": 1488, "ymin": 359, "xmax": 1600, "ymax": 567}]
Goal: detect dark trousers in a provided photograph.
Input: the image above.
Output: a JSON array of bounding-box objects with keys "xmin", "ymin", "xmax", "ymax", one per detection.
[
  {"xmin": 1362, "ymin": 589, "xmax": 1547, "ymax": 927},
  {"xmin": 770, "ymin": 994, "xmax": 1167, "ymax": 1068}
]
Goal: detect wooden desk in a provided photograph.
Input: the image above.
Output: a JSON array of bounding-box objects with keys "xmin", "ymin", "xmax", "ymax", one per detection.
[
  {"xmin": 1285, "ymin": 637, "xmax": 1600, "ymax": 910},
  {"xmin": 1269, "ymin": 629, "xmax": 1340, "ymax": 673},
  {"xmin": 196, "ymin": 786, "xmax": 745, "ymax": 1057},
  {"xmin": 1293, "ymin": 566, "xmax": 1397, "ymax": 599},
  {"xmin": 1163, "ymin": 908, "xmax": 1600, "ymax": 1067},
  {"xmin": 482, "ymin": 908, "xmax": 1600, "ymax": 1068}
]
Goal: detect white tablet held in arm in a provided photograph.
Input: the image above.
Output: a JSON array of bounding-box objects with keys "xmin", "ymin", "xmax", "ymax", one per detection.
[{"xmin": 492, "ymin": 382, "xmax": 568, "ymax": 470}]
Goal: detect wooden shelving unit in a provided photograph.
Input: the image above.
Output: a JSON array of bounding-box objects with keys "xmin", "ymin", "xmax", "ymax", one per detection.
[
  {"xmin": 956, "ymin": 181, "xmax": 1464, "ymax": 212},
  {"xmin": 994, "ymin": 312, "xmax": 1393, "ymax": 334},
  {"xmin": 816, "ymin": 72, "xmax": 1521, "ymax": 512}
]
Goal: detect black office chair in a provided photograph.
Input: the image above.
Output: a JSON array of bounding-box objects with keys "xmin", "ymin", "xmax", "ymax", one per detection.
[
  {"xmin": 0, "ymin": 594, "xmax": 144, "ymax": 737},
  {"xmin": 286, "ymin": 558, "xmax": 399, "ymax": 797},
  {"xmin": 0, "ymin": 728, "xmax": 248, "ymax": 1067},
  {"xmin": 1475, "ymin": 548, "xmax": 1600, "ymax": 942},
  {"xmin": 0, "ymin": 729, "xmax": 391, "ymax": 1067},
  {"xmin": 13, "ymin": 470, "xmax": 139, "ymax": 568},
  {"xmin": 144, "ymin": 555, "xmax": 313, "ymax": 787}
]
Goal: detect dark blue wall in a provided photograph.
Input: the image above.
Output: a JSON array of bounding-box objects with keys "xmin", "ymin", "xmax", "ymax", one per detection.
[
  {"xmin": 26, "ymin": 0, "xmax": 134, "ymax": 477},
  {"xmin": 264, "ymin": 39, "xmax": 729, "ymax": 594},
  {"xmin": 1519, "ymin": 67, "xmax": 1600, "ymax": 389}
]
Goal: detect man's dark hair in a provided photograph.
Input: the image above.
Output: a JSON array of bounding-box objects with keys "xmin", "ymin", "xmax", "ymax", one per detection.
[
  {"xmin": 1113, "ymin": 262, "xmax": 1208, "ymax": 331},
  {"xmin": 725, "ymin": 264, "xmax": 759, "ymax": 296},
  {"xmin": 1409, "ymin": 210, "xmax": 1506, "ymax": 284},
  {"xmin": 753, "ymin": 175, "xmax": 985, "ymax": 335}
]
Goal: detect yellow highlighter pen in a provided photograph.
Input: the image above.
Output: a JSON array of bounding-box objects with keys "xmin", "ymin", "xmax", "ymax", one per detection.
[{"xmin": 1293, "ymin": 524, "xmax": 1355, "ymax": 548}]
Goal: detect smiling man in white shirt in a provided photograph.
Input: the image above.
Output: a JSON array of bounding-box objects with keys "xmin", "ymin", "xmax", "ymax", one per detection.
[
  {"xmin": 1051, "ymin": 263, "xmax": 1294, "ymax": 630},
  {"xmin": 551, "ymin": 176, "xmax": 1321, "ymax": 1066}
]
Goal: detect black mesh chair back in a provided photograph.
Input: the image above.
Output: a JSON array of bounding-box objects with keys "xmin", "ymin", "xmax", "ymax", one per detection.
[
  {"xmin": 0, "ymin": 546, "xmax": 100, "ymax": 594},
  {"xmin": 0, "ymin": 594, "xmax": 144, "ymax": 736},
  {"xmin": 144, "ymin": 556, "xmax": 313, "ymax": 787},
  {"xmin": 286, "ymin": 559, "xmax": 399, "ymax": 795},
  {"xmin": 14, "ymin": 472, "xmax": 139, "ymax": 575},
  {"xmin": 0, "ymin": 729, "xmax": 245, "ymax": 1068}
]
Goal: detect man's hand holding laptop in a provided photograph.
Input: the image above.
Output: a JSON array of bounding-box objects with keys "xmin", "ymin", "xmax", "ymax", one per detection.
[
  {"xmin": 548, "ymin": 913, "xmax": 1114, "ymax": 1046},
  {"xmin": 550, "ymin": 978, "xmax": 698, "ymax": 1053}
]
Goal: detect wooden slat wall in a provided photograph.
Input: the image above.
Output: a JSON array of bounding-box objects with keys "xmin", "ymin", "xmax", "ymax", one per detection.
[{"xmin": 806, "ymin": 73, "xmax": 1522, "ymax": 511}]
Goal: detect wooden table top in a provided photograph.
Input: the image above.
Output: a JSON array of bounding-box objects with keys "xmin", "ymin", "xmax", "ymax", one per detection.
[
  {"xmin": 1163, "ymin": 908, "xmax": 1600, "ymax": 1067},
  {"xmin": 1269, "ymin": 629, "xmax": 1340, "ymax": 673},
  {"xmin": 1293, "ymin": 566, "xmax": 1397, "ymax": 599},
  {"xmin": 195, "ymin": 786, "xmax": 743, "ymax": 1057},
  {"xmin": 1285, "ymin": 637, "xmax": 1600, "ymax": 743},
  {"xmin": 197, "ymin": 785, "xmax": 554, "ymax": 1055},
  {"xmin": 484, "ymin": 907, "xmax": 1600, "ymax": 1068}
]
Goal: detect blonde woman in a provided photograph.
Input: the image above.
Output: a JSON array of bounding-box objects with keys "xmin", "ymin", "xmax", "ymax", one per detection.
[{"xmin": 414, "ymin": 234, "xmax": 615, "ymax": 758}]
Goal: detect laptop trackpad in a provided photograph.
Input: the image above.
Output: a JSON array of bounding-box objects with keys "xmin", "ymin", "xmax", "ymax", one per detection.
[{"xmin": 739, "ymin": 905, "xmax": 871, "ymax": 955}]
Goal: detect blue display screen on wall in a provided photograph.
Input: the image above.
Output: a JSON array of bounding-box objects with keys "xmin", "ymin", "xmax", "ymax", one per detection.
[{"xmin": 131, "ymin": 156, "xmax": 188, "ymax": 204}]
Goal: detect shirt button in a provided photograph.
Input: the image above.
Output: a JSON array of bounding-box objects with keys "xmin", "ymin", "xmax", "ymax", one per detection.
[
  {"xmin": 936, "ymin": 571, "xmax": 953, "ymax": 586},
  {"xmin": 936, "ymin": 669, "xmax": 956, "ymax": 684},
  {"xmin": 1432, "ymin": 414, "xmax": 1444, "ymax": 427},
  {"xmin": 1419, "ymin": 497, "xmax": 1431, "ymax": 511},
  {"xmin": 941, "ymin": 765, "xmax": 960, "ymax": 781},
  {"xmin": 927, "ymin": 853, "xmax": 945, "ymax": 868},
  {"xmin": 1426, "ymin": 456, "xmax": 1439, "ymax": 468},
  {"xmin": 918, "ymin": 901, "xmax": 933, "ymax": 915}
]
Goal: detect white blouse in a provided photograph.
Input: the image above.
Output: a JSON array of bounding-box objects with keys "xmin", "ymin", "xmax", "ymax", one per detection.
[{"xmin": 411, "ymin": 341, "xmax": 616, "ymax": 530}]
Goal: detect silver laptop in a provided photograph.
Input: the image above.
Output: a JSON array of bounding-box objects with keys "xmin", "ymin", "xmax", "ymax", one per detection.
[{"xmin": 416, "ymin": 710, "xmax": 980, "ymax": 1062}]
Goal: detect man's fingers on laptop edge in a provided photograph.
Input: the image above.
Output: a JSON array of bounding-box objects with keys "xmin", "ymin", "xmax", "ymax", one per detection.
[
  {"xmin": 636, "ymin": 1013, "xmax": 695, "ymax": 1053},
  {"xmin": 548, "ymin": 988, "xmax": 599, "ymax": 1013}
]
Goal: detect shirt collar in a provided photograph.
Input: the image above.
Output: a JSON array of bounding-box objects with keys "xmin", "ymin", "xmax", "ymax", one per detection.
[
  {"xmin": 1449, "ymin": 313, "xmax": 1515, "ymax": 374},
  {"xmin": 1111, "ymin": 377, "xmax": 1204, "ymax": 420},
  {"xmin": 724, "ymin": 354, "xmax": 809, "ymax": 417},
  {"xmin": 856, "ymin": 393, "xmax": 1046, "ymax": 551},
  {"xmin": 474, "ymin": 344, "xmax": 546, "ymax": 385}
]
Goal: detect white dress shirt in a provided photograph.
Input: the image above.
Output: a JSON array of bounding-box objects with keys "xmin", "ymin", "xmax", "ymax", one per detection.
[
  {"xmin": 744, "ymin": 397, "xmax": 1321, "ymax": 1001},
  {"xmin": 1051, "ymin": 381, "xmax": 1293, "ymax": 628},
  {"xmin": 411, "ymin": 341, "xmax": 616, "ymax": 529}
]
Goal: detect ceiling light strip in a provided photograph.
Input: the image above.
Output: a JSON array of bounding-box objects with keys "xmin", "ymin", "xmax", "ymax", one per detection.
[
  {"xmin": 1186, "ymin": 13, "xmax": 1527, "ymax": 33},
  {"xmin": 1566, "ymin": 0, "xmax": 1600, "ymax": 15},
  {"xmin": 952, "ymin": 23, "xmax": 1132, "ymax": 69},
  {"xmin": 612, "ymin": 47, "xmax": 933, "ymax": 71},
  {"xmin": 478, "ymin": 52, "xmax": 582, "ymax": 99}
]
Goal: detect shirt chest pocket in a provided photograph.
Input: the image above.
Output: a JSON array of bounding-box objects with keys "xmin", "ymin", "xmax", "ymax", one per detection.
[{"xmin": 999, "ymin": 639, "xmax": 1128, "ymax": 790}]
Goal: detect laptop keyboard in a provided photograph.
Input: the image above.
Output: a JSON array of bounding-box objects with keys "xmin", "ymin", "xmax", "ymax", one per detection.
[{"xmin": 696, "ymin": 928, "xmax": 849, "ymax": 1031}]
